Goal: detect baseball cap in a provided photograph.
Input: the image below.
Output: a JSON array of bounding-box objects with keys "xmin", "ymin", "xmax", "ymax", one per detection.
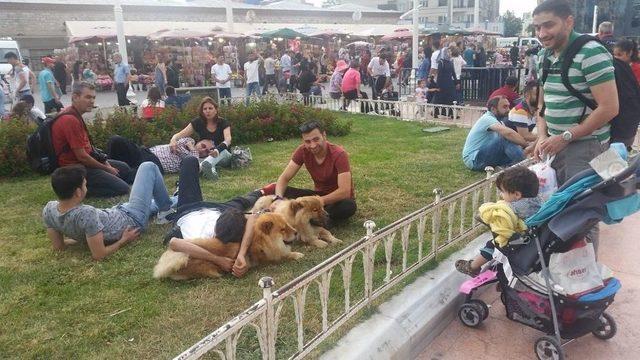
[{"xmin": 42, "ymin": 57, "xmax": 55, "ymax": 65}]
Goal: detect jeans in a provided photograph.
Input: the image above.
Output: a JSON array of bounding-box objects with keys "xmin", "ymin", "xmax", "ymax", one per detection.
[
  {"xmin": 245, "ymin": 82, "xmax": 261, "ymax": 105},
  {"xmin": 471, "ymin": 135, "xmax": 525, "ymax": 171},
  {"xmin": 217, "ymin": 87, "xmax": 231, "ymax": 105},
  {"xmin": 106, "ymin": 135, "xmax": 164, "ymax": 174},
  {"xmin": 18, "ymin": 89, "xmax": 32, "ymax": 97},
  {"xmin": 84, "ymin": 159, "xmax": 135, "ymax": 198},
  {"xmin": 281, "ymin": 186, "xmax": 357, "ymax": 221},
  {"xmin": 115, "ymin": 82, "xmax": 130, "ymax": 106},
  {"xmin": 175, "ymin": 156, "xmax": 261, "ymax": 218},
  {"xmin": 44, "ymin": 99, "xmax": 63, "ymax": 114},
  {"xmin": 202, "ymin": 149, "xmax": 232, "ymax": 169},
  {"xmin": 119, "ymin": 162, "xmax": 172, "ymax": 229}
]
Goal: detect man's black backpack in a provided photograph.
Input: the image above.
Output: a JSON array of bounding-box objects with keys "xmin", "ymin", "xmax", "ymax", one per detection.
[
  {"xmin": 26, "ymin": 115, "xmax": 61, "ymax": 175},
  {"xmin": 541, "ymin": 35, "xmax": 640, "ymax": 141}
]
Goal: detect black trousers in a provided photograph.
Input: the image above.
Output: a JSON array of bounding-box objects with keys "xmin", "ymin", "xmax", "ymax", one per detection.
[
  {"xmin": 106, "ymin": 135, "xmax": 164, "ymax": 174},
  {"xmin": 115, "ymin": 82, "xmax": 131, "ymax": 106},
  {"xmin": 83, "ymin": 159, "xmax": 134, "ymax": 198},
  {"xmin": 282, "ymin": 186, "xmax": 357, "ymax": 221}
]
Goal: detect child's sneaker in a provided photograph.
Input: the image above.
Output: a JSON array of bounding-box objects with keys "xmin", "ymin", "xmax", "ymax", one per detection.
[
  {"xmin": 155, "ymin": 208, "xmax": 175, "ymax": 225},
  {"xmin": 455, "ymin": 259, "xmax": 480, "ymax": 277},
  {"xmin": 200, "ymin": 161, "xmax": 219, "ymax": 180}
]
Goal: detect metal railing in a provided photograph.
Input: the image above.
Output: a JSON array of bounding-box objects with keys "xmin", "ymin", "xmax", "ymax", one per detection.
[{"xmin": 174, "ymin": 163, "xmax": 533, "ymax": 360}]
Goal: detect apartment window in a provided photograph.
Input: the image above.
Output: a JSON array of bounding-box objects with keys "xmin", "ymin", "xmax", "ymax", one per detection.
[
  {"xmin": 420, "ymin": 0, "xmax": 428, "ymax": 7},
  {"xmin": 439, "ymin": 0, "xmax": 448, "ymax": 6},
  {"xmin": 419, "ymin": 16, "xmax": 428, "ymax": 24},
  {"xmin": 468, "ymin": 0, "xmax": 474, "ymax": 7},
  {"xmin": 438, "ymin": 15, "xmax": 447, "ymax": 23},
  {"xmin": 466, "ymin": 14, "xmax": 474, "ymax": 23},
  {"xmin": 454, "ymin": 0, "xmax": 465, "ymax": 7}
]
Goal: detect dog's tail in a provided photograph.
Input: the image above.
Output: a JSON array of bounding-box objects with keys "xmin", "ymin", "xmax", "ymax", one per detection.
[{"xmin": 153, "ymin": 250, "xmax": 189, "ymax": 279}]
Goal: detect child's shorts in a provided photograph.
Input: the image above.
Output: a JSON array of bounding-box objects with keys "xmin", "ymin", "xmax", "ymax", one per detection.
[{"xmin": 479, "ymin": 239, "xmax": 496, "ymax": 261}]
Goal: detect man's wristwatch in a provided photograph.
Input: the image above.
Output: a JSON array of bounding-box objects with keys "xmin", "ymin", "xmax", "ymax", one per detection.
[{"xmin": 561, "ymin": 130, "xmax": 573, "ymax": 142}]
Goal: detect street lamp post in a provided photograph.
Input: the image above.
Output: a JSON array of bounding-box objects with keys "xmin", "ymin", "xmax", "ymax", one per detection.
[
  {"xmin": 114, "ymin": 1, "xmax": 128, "ymax": 62},
  {"xmin": 412, "ymin": 0, "xmax": 419, "ymax": 69}
]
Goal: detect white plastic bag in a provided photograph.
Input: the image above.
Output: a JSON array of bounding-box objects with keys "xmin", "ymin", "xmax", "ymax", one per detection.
[
  {"xmin": 548, "ymin": 241, "xmax": 603, "ymax": 296},
  {"xmin": 126, "ymin": 83, "xmax": 137, "ymax": 105},
  {"xmin": 529, "ymin": 156, "xmax": 557, "ymax": 202}
]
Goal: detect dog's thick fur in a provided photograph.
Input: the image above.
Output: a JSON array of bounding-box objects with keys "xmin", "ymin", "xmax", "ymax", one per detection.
[
  {"xmin": 252, "ymin": 195, "xmax": 342, "ymax": 248},
  {"xmin": 153, "ymin": 212, "xmax": 303, "ymax": 280}
]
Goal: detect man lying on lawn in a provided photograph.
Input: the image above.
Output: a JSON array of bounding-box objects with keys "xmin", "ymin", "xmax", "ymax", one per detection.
[
  {"xmin": 43, "ymin": 162, "xmax": 175, "ymax": 261},
  {"xmin": 261, "ymin": 120, "xmax": 356, "ymax": 222}
]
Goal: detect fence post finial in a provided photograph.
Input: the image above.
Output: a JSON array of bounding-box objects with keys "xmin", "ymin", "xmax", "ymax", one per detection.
[
  {"xmin": 259, "ymin": 276, "xmax": 276, "ymax": 360},
  {"xmin": 364, "ymin": 220, "xmax": 376, "ymax": 237},
  {"xmin": 484, "ymin": 166, "xmax": 495, "ymax": 179},
  {"xmin": 433, "ymin": 188, "xmax": 443, "ymax": 203}
]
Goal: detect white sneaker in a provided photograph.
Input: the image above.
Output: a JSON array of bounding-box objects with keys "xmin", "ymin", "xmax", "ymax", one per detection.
[
  {"xmin": 155, "ymin": 209, "xmax": 175, "ymax": 225},
  {"xmin": 200, "ymin": 161, "xmax": 219, "ymax": 180}
]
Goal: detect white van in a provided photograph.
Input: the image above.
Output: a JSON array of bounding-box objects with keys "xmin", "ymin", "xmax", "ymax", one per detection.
[
  {"xmin": 0, "ymin": 38, "xmax": 21, "ymax": 75},
  {"xmin": 496, "ymin": 37, "xmax": 542, "ymax": 49}
]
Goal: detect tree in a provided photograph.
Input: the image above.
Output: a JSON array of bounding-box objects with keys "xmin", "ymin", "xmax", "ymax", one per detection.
[{"xmin": 503, "ymin": 11, "xmax": 523, "ymax": 37}]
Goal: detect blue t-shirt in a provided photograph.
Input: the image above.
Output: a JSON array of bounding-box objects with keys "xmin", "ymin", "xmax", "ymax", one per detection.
[
  {"xmin": 462, "ymin": 111, "xmax": 500, "ymax": 168},
  {"xmin": 38, "ymin": 68, "xmax": 57, "ymax": 102},
  {"xmin": 114, "ymin": 62, "xmax": 130, "ymax": 84},
  {"xmin": 463, "ymin": 48, "xmax": 475, "ymax": 67}
]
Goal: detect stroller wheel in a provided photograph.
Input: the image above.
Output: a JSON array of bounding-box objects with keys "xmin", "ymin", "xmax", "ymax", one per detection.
[
  {"xmin": 592, "ymin": 312, "xmax": 617, "ymax": 340},
  {"xmin": 468, "ymin": 299, "xmax": 489, "ymax": 320},
  {"xmin": 458, "ymin": 303, "xmax": 483, "ymax": 327},
  {"xmin": 534, "ymin": 335, "xmax": 564, "ymax": 360}
]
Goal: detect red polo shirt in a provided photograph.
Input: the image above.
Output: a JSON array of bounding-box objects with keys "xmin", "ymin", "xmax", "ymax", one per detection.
[
  {"xmin": 51, "ymin": 107, "xmax": 92, "ymax": 166},
  {"xmin": 292, "ymin": 142, "xmax": 354, "ymax": 198}
]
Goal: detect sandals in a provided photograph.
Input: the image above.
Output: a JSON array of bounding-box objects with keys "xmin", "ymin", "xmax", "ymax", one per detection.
[{"xmin": 455, "ymin": 259, "xmax": 480, "ymax": 277}]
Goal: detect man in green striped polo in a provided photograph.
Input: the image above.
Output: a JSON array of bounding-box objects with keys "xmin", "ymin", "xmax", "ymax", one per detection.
[
  {"xmin": 531, "ymin": 0, "xmax": 620, "ymax": 254},
  {"xmin": 532, "ymin": 0, "xmax": 619, "ymax": 185}
]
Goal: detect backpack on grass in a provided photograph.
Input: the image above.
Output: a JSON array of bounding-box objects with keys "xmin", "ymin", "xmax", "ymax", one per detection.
[{"xmin": 540, "ymin": 35, "xmax": 640, "ymax": 140}]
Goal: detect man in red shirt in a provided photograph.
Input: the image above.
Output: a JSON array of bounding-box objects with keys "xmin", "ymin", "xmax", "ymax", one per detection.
[
  {"xmin": 51, "ymin": 82, "xmax": 134, "ymax": 197},
  {"xmin": 262, "ymin": 120, "xmax": 356, "ymax": 221},
  {"xmin": 489, "ymin": 76, "xmax": 521, "ymax": 109}
]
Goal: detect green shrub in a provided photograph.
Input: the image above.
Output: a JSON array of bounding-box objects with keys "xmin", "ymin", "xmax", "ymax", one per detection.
[
  {"xmin": 0, "ymin": 99, "xmax": 352, "ymax": 177},
  {"xmin": 0, "ymin": 118, "xmax": 35, "ymax": 177}
]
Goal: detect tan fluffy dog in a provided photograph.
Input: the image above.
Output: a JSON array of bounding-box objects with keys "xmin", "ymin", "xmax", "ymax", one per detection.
[
  {"xmin": 252, "ymin": 195, "xmax": 342, "ymax": 248},
  {"xmin": 153, "ymin": 212, "xmax": 303, "ymax": 280}
]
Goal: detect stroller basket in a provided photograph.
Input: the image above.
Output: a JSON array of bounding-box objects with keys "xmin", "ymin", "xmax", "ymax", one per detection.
[{"xmin": 498, "ymin": 267, "xmax": 617, "ymax": 339}]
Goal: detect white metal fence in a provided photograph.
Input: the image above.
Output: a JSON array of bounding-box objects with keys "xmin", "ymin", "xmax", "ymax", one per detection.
[{"xmin": 174, "ymin": 161, "xmax": 537, "ymax": 360}]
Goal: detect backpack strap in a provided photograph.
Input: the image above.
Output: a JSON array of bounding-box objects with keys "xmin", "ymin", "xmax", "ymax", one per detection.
[
  {"xmin": 538, "ymin": 49, "xmax": 552, "ymax": 117},
  {"xmin": 560, "ymin": 34, "xmax": 599, "ymax": 111}
]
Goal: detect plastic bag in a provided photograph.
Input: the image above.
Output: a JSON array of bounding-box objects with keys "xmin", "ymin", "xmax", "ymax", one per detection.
[
  {"xmin": 529, "ymin": 156, "xmax": 557, "ymax": 202},
  {"xmin": 548, "ymin": 241, "xmax": 603, "ymax": 296},
  {"xmin": 229, "ymin": 146, "xmax": 252, "ymax": 169}
]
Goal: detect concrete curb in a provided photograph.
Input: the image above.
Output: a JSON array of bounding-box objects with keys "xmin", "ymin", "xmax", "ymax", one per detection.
[{"xmin": 320, "ymin": 232, "xmax": 492, "ymax": 360}]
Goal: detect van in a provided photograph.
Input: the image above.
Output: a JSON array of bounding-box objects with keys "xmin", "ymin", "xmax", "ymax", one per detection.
[
  {"xmin": 495, "ymin": 37, "xmax": 542, "ymax": 49},
  {"xmin": 0, "ymin": 38, "xmax": 21, "ymax": 76}
]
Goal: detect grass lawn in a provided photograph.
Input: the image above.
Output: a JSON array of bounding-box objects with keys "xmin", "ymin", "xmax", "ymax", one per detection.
[{"xmin": 0, "ymin": 113, "xmax": 483, "ymax": 359}]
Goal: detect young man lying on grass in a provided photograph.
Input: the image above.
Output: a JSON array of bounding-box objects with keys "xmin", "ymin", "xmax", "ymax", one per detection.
[{"xmin": 43, "ymin": 162, "xmax": 175, "ymax": 261}]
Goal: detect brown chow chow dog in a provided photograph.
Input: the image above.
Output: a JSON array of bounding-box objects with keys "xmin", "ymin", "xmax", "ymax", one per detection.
[
  {"xmin": 252, "ymin": 195, "xmax": 342, "ymax": 248},
  {"xmin": 153, "ymin": 212, "xmax": 303, "ymax": 280}
]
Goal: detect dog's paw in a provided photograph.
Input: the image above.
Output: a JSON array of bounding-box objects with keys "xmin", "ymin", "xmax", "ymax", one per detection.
[
  {"xmin": 310, "ymin": 239, "xmax": 328, "ymax": 248},
  {"xmin": 289, "ymin": 252, "xmax": 305, "ymax": 260},
  {"xmin": 330, "ymin": 237, "xmax": 343, "ymax": 245}
]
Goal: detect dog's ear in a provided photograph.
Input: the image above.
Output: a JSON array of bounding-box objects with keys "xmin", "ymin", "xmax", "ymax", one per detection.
[
  {"xmin": 260, "ymin": 220, "xmax": 274, "ymax": 234},
  {"xmin": 290, "ymin": 200, "xmax": 304, "ymax": 214}
]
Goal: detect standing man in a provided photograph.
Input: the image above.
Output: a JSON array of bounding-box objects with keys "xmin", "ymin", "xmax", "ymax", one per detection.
[
  {"xmin": 262, "ymin": 120, "xmax": 356, "ymax": 222},
  {"xmin": 211, "ymin": 54, "xmax": 233, "ymax": 103},
  {"xmin": 280, "ymin": 50, "xmax": 292, "ymax": 92},
  {"xmin": 263, "ymin": 51, "xmax": 276, "ymax": 95},
  {"xmin": 596, "ymin": 21, "xmax": 616, "ymax": 50},
  {"xmin": 112, "ymin": 53, "xmax": 131, "ymax": 106},
  {"xmin": 429, "ymin": 40, "xmax": 442, "ymax": 78},
  {"xmin": 244, "ymin": 52, "xmax": 261, "ymax": 105},
  {"xmin": 4, "ymin": 52, "xmax": 31, "ymax": 98},
  {"xmin": 51, "ymin": 82, "xmax": 134, "ymax": 197},
  {"xmin": 53, "ymin": 55, "xmax": 67, "ymax": 95},
  {"xmin": 38, "ymin": 57, "xmax": 63, "ymax": 114},
  {"xmin": 532, "ymin": 0, "xmax": 619, "ymax": 253},
  {"xmin": 510, "ymin": 41, "xmax": 520, "ymax": 67},
  {"xmin": 367, "ymin": 51, "xmax": 391, "ymax": 100}
]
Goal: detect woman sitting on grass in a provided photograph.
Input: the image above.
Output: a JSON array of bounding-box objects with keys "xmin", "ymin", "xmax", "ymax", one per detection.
[
  {"xmin": 169, "ymin": 97, "xmax": 232, "ymax": 181},
  {"xmin": 140, "ymin": 86, "xmax": 165, "ymax": 120}
]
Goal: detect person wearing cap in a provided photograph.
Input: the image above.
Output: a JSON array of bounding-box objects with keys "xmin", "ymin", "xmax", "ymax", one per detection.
[
  {"xmin": 329, "ymin": 60, "xmax": 348, "ymax": 100},
  {"xmin": 112, "ymin": 53, "xmax": 131, "ymax": 106},
  {"xmin": 38, "ymin": 57, "xmax": 63, "ymax": 114},
  {"xmin": 20, "ymin": 94, "xmax": 46, "ymax": 124}
]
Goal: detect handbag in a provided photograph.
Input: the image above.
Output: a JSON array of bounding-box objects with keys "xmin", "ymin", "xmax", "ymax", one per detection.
[{"xmin": 229, "ymin": 146, "xmax": 252, "ymax": 169}]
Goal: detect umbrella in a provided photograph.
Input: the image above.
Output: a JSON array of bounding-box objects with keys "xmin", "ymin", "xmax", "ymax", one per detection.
[
  {"xmin": 346, "ymin": 41, "xmax": 372, "ymax": 49},
  {"xmin": 380, "ymin": 28, "xmax": 413, "ymax": 42},
  {"xmin": 213, "ymin": 32, "xmax": 254, "ymax": 39},
  {"xmin": 148, "ymin": 28, "xmax": 212, "ymax": 40},
  {"xmin": 465, "ymin": 28, "xmax": 503, "ymax": 36},
  {"xmin": 260, "ymin": 28, "xmax": 308, "ymax": 39}
]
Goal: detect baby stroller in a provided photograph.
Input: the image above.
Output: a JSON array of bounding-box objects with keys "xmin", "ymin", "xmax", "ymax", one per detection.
[{"xmin": 457, "ymin": 153, "xmax": 640, "ymax": 360}]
